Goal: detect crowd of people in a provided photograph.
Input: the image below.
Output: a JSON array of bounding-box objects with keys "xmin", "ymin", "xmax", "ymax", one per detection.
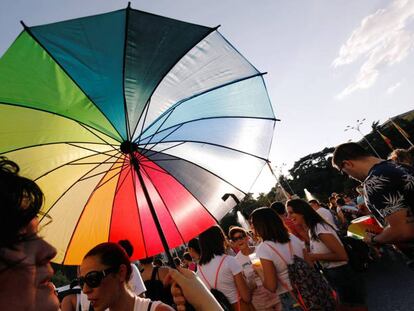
[{"xmin": 1, "ymin": 141, "xmax": 414, "ymax": 311}]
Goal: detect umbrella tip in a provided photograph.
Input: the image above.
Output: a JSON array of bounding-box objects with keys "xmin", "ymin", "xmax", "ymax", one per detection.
[
  {"xmin": 127, "ymin": 2, "xmax": 131, "ymax": 8},
  {"xmin": 20, "ymin": 21, "xmax": 28, "ymax": 29}
]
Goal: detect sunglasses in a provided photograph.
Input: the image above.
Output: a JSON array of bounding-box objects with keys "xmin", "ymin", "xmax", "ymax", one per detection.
[
  {"xmin": 77, "ymin": 266, "xmax": 118, "ymax": 289},
  {"xmin": 231, "ymin": 234, "xmax": 246, "ymax": 242}
]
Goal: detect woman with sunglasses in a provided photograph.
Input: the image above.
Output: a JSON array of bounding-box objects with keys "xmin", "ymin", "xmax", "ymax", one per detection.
[
  {"xmin": 0, "ymin": 157, "xmax": 58, "ymax": 311},
  {"xmin": 285, "ymin": 199, "xmax": 367, "ymax": 311},
  {"xmin": 79, "ymin": 242, "xmax": 173, "ymax": 311},
  {"xmin": 249, "ymin": 207, "xmax": 305, "ymax": 311}
]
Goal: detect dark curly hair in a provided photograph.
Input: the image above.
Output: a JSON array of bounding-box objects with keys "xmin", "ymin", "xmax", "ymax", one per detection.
[{"xmin": 0, "ymin": 157, "xmax": 43, "ymax": 249}]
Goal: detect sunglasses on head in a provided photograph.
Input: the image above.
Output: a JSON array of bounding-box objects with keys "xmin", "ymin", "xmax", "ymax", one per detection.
[
  {"xmin": 231, "ymin": 234, "xmax": 246, "ymax": 242},
  {"xmin": 77, "ymin": 266, "xmax": 118, "ymax": 289}
]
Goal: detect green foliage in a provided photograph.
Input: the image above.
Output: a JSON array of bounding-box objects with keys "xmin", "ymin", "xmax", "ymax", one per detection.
[
  {"xmin": 218, "ymin": 110, "xmax": 414, "ymax": 233},
  {"xmin": 51, "ymin": 269, "xmax": 70, "ymax": 287}
]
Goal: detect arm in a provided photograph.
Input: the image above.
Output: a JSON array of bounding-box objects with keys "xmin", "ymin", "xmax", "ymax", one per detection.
[
  {"xmin": 365, "ymin": 209, "xmax": 414, "ymax": 244},
  {"xmin": 166, "ymin": 267, "xmax": 223, "ymax": 311},
  {"xmin": 233, "ymin": 272, "xmax": 251, "ymax": 303},
  {"xmin": 307, "ymin": 233, "xmax": 348, "ymax": 262},
  {"xmin": 61, "ymin": 294, "xmax": 76, "ymax": 311},
  {"xmin": 155, "ymin": 303, "xmax": 175, "ymax": 311},
  {"xmin": 259, "ymin": 258, "xmax": 278, "ymax": 293}
]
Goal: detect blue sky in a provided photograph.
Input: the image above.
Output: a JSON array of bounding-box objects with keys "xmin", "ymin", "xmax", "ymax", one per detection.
[{"xmin": 1, "ymin": 0, "xmax": 413, "ymax": 194}]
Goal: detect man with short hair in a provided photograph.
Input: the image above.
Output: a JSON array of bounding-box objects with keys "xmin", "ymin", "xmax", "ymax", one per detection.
[{"xmin": 332, "ymin": 142, "xmax": 414, "ymax": 260}]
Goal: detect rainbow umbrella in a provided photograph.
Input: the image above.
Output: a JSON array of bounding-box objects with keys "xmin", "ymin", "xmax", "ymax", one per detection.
[{"xmin": 0, "ymin": 6, "xmax": 276, "ymax": 264}]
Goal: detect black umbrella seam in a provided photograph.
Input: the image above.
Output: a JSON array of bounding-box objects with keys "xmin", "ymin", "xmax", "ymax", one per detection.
[
  {"xmin": 0, "ymin": 101, "xmax": 122, "ymax": 148},
  {"xmin": 140, "ymin": 165, "xmax": 187, "ymax": 248},
  {"xmin": 20, "ymin": 23, "xmax": 125, "ymax": 142},
  {"xmin": 0, "ymin": 141, "xmax": 118, "ymax": 158},
  {"xmin": 139, "ymin": 157, "xmax": 220, "ymax": 236},
  {"xmin": 122, "ymin": 5, "xmax": 132, "ymax": 140},
  {"xmin": 137, "ymin": 115, "xmax": 277, "ymax": 158},
  {"xmin": 136, "ymin": 71, "xmax": 267, "ymax": 140},
  {"xmin": 46, "ymin": 153, "xmax": 123, "ymax": 264},
  {"xmin": 131, "ymin": 26, "xmax": 219, "ymax": 139},
  {"xmin": 141, "ymin": 136, "xmax": 274, "ymax": 163},
  {"xmin": 129, "ymin": 155, "xmax": 149, "ymax": 258},
  {"xmin": 61, "ymin": 156, "xmax": 125, "ymax": 264},
  {"xmin": 137, "ymin": 146, "xmax": 248, "ymax": 198}
]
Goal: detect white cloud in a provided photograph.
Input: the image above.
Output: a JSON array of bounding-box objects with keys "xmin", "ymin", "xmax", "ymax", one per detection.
[
  {"xmin": 386, "ymin": 81, "xmax": 402, "ymax": 94},
  {"xmin": 333, "ymin": 0, "xmax": 414, "ymax": 99}
]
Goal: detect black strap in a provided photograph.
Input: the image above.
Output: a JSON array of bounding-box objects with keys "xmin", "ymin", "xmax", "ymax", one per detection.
[
  {"xmin": 150, "ymin": 266, "xmax": 158, "ymax": 281},
  {"xmin": 147, "ymin": 301, "xmax": 153, "ymax": 311}
]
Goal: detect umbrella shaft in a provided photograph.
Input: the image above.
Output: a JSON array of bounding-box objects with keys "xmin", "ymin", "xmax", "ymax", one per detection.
[{"xmin": 130, "ymin": 155, "xmax": 175, "ymax": 266}]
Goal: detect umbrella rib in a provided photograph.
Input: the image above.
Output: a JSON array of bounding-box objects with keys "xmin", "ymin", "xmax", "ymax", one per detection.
[
  {"xmin": 122, "ymin": 5, "xmax": 132, "ymax": 140},
  {"xmin": 136, "ymin": 99, "xmax": 151, "ymax": 146},
  {"xmin": 0, "ymin": 141, "xmax": 116, "ymax": 157},
  {"xmin": 21, "ymin": 24, "xmax": 125, "ymax": 141},
  {"xmin": 92, "ymin": 161, "xmax": 129, "ymax": 191},
  {"xmin": 140, "ymin": 165, "xmax": 186, "ymax": 246},
  {"xmin": 79, "ymin": 163, "xmax": 125, "ymax": 182},
  {"xmin": 139, "ymin": 162, "xmax": 170, "ymax": 175},
  {"xmin": 107, "ymin": 156, "xmax": 132, "ymax": 245},
  {"xmin": 132, "ymin": 26, "xmax": 219, "ymax": 140},
  {"xmin": 0, "ymin": 101, "xmax": 122, "ymax": 145},
  {"xmin": 139, "ymin": 124, "xmax": 184, "ymax": 158},
  {"xmin": 129, "ymin": 159, "xmax": 149, "ymax": 258},
  {"xmin": 137, "ymin": 72, "xmax": 267, "ymax": 139},
  {"xmin": 140, "ymin": 142, "xmax": 186, "ymax": 159},
  {"xmin": 138, "ymin": 108, "xmax": 177, "ymax": 154},
  {"xmin": 142, "ymin": 139, "xmax": 270, "ymax": 162},
  {"xmin": 138, "ymin": 115, "xmax": 278, "ymax": 143},
  {"xmin": 139, "ymin": 148, "xmax": 247, "ymax": 198},
  {"xmin": 140, "ymin": 156, "xmax": 220, "ymax": 226},
  {"xmin": 33, "ymin": 150, "xmax": 121, "ymax": 182},
  {"xmin": 61, "ymin": 156, "xmax": 124, "ymax": 264},
  {"xmin": 66, "ymin": 142, "xmax": 119, "ymax": 156},
  {"xmin": 76, "ymin": 122, "xmax": 120, "ymax": 153}
]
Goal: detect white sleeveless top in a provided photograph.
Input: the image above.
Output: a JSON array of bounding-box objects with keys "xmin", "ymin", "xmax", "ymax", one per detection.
[{"xmin": 134, "ymin": 296, "xmax": 162, "ymax": 311}]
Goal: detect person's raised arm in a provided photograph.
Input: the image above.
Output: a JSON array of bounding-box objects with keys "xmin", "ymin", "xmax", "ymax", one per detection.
[{"xmin": 166, "ymin": 267, "xmax": 223, "ymax": 311}]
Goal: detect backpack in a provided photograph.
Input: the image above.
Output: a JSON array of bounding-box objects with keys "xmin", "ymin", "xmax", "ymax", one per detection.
[
  {"xmin": 143, "ymin": 267, "xmax": 174, "ymax": 306},
  {"xmin": 266, "ymin": 242, "xmax": 336, "ymax": 311},
  {"xmin": 340, "ymin": 236, "xmax": 370, "ymax": 272},
  {"xmin": 198, "ymin": 256, "xmax": 233, "ymax": 311}
]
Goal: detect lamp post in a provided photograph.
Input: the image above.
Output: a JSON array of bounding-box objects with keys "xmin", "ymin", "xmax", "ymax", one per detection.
[{"xmin": 344, "ymin": 118, "xmax": 381, "ymax": 157}]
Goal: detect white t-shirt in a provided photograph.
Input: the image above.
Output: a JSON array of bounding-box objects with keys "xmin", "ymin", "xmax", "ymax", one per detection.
[
  {"xmin": 235, "ymin": 249, "xmax": 256, "ymax": 281},
  {"xmin": 134, "ymin": 296, "xmax": 162, "ymax": 311},
  {"xmin": 256, "ymin": 234, "xmax": 305, "ymax": 295},
  {"xmin": 309, "ymin": 223, "xmax": 348, "ymax": 269},
  {"xmin": 129, "ymin": 263, "xmax": 146, "ymax": 295},
  {"xmin": 316, "ymin": 207, "xmax": 338, "ymax": 230},
  {"xmin": 197, "ymin": 254, "xmax": 243, "ymax": 304}
]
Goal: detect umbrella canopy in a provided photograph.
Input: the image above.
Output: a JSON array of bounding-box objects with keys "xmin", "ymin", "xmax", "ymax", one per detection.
[{"xmin": 0, "ymin": 6, "xmax": 276, "ymax": 264}]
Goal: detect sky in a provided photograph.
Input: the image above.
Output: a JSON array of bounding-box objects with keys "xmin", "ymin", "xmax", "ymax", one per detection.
[{"xmin": 1, "ymin": 0, "xmax": 413, "ymax": 195}]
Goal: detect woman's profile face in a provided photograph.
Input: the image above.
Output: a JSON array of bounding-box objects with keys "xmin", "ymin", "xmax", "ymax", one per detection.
[
  {"xmin": 80, "ymin": 255, "xmax": 120, "ymax": 311},
  {"xmin": 286, "ymin": 206, "xmax": 305, "ymax": 226},
  {"xmin": 0, "ymin": 217, "xmax": 58, "ymax": 311}
]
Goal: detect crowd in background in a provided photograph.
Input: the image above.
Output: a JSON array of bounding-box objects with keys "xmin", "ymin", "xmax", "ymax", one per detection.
[{"xmin": 1, "ymin": 141, "xmax": 414, "ymax": 311}]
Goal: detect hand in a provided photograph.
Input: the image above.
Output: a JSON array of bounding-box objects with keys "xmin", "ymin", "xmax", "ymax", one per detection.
[
  {"xmin": 303, "ymin": 248, "xmax": 315, "ymax": 265},
  {"xmin": 251, "ymin": 263, "xmax": 264, "ymax": 281},
  {"xmin": 165, "ymin": 267, "xmax": 223, "ymax": 311},
  {"xmin": 363, "ymin": 232, "xmax": 377, "ymax": 244}
]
